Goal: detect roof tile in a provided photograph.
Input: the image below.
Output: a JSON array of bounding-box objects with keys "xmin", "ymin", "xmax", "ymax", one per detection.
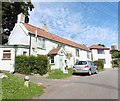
[
  {"xmin": 89, "ymin": 45, "xmax": 109, "ymax": 50},
  {"xmin": 23, "ymin": 23, "xmax": 89, "ymax": 51}
]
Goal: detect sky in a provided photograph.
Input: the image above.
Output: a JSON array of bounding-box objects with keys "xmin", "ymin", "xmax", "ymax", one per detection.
[{"xmin": 29, "ymin": 1, "xmax": 118, "ymax": 48}]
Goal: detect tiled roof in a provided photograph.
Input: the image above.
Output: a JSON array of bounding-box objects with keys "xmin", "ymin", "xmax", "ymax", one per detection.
[
  {"xmin": 23, "ymin": 23, "xmax": 89, "ymax": 51},
  {"xmin": 89, "ymin": 45, "xmax": 110, "ymax": 50},
  {"xmin": 48, "ymin": 47, "xmax": 61, "ymax": 55}
]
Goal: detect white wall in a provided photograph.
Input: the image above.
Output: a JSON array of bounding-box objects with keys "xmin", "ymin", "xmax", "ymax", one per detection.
[
  {"xmin": 0, "ymin": 47, "xmax": 15, "ymax": 72},
  {"xmin": 64, "ymin": 45, "xmax": 91, "ymax": 67},
  {"xmin": 8, "ymin": 22, "xmax": 91, "ymax": 70},
  {"xmin": 91, "ymin": 49, "xmax": 112, "ymax": 68},
  {"xmin": 8, "ymin": 23, "xmax": 29, "ymax": 45}
]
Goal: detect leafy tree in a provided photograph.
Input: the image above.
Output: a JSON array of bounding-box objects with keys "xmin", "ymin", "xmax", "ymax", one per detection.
[
  {"xmin": 97, "ymin": 44, "xmax": 105, "ymax": 47},
  {"xmin": 1, "ymin": 1, "xmax": 34, "ymax": 44},
  {"xmin": 110, "ymin": 50, "xmax": 120, "ymax": 59}
]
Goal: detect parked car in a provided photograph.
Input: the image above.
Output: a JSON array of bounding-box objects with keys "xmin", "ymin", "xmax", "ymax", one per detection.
[{"xmin": 72, "ymin": 61, "xmax": 98, "ymax": 75}]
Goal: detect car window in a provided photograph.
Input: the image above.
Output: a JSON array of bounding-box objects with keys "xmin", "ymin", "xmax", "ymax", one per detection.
[{"xmin": 75, "ymin": 61, "xmax": 87, "ymax": 65}]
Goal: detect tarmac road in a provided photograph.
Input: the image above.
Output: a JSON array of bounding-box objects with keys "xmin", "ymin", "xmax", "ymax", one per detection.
[{"xmin": 15, "ymin": 68, "xmax": 119, "ymax": 99}]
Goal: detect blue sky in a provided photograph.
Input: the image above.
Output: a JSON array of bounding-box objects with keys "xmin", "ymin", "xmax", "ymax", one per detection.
[{"xmin": 29, "ymin": 1, "xmax": 118, "ymax": 48}]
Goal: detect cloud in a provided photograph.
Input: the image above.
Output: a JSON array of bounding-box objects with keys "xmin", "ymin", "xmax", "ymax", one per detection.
[{"xmin": 29, "ymin": 2, "xmax": 118, "ymax": 47}]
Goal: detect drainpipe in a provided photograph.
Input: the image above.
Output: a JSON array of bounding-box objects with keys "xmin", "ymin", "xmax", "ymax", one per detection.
[
  {"xmin": 14, "ymin": 45, "xmax": 18, "ymax": 73},
  {"xmin": 29, "ymin": 33, "xmax": 31, "ymax": 56}
]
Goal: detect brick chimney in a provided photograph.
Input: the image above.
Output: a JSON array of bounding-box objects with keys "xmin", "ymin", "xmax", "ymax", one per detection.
[
  {"xmin": 42, "ymin": 24, "xmax": 48, "ymax": 32},
  {"xmin": 17, "ymin": 13, "xmax": 25, "ymax": 23}
]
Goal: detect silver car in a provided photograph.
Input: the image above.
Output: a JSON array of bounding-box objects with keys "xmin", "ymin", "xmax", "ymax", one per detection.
[{"xmin": 73, "ymin": 61, "xmax": 98, "ymax": 75}]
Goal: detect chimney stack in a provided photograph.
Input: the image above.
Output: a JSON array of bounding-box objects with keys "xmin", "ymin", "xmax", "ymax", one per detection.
[
  {"xmin": 17, "ymin": 13, "xmax": 25, "ymax": 23},
  {"xmin": 42, "ymin": 24, "xmax": 48, "ymax": 32}
]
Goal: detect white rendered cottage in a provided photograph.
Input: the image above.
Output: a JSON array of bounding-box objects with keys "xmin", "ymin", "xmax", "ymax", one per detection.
[
  {"xmin": 89, "ymin": 45, "xmax": 112, "ymax": 69},
  {"xmin": 7, "ymin": 13, "xmax": 91, "ymax": 71}
]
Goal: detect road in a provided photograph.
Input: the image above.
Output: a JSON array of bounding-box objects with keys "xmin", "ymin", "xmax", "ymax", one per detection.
[{"xmin": 15, "ymin": 68, "xmax": 119, "ymax": 99}]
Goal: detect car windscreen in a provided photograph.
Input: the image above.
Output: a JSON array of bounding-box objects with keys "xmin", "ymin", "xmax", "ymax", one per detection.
[{"xmin": 75, "ymin": 61, "xmax": 87, "ymax": 65}]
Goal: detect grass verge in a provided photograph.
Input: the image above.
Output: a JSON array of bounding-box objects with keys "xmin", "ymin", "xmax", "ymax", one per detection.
[
  {"xmin": 47, "ymin": 68, "xmax": 72, "ymax": 79},
  {"xmin": 2, "ymin": 71, "xmax": 44, "ymax": 100}
]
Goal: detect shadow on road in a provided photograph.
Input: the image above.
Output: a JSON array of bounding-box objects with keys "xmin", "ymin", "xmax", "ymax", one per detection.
[{"xmin": 72, "ymin": 73, "xmax": 97, "ymax": 77}]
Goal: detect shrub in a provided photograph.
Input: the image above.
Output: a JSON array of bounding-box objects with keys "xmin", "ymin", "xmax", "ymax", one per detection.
[
  {"xmin": 112, "ymin": 60, "xmax": 120, "ymax": 68},
  {"xmin": 93, "ymin": 60, "xmax": 104, "ymax": 71},
  {"xmin": 15, "ymin": 55, "xmax": 49, "ymax": 75}
]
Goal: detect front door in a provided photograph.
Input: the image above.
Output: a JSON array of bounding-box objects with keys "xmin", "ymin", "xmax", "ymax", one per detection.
[{"xmin": 59, "ymin": 55, "xmax": 64, "ymax": 70}]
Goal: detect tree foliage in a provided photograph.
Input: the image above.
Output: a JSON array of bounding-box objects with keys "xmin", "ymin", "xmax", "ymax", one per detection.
[
  {"xmin": 111, "ymin": 50, "xmax": 120, "ymax": 59},
  {"xmin": 97, "ymin": 44, "xmax": 105, "ymax": 47},
  {"xmin": 2, "ymin": 1, "xmax": 34, "ymax": 31},
  {"xmin": 1, "ymin": 1, "xmax": 34, "ymax": 44}
]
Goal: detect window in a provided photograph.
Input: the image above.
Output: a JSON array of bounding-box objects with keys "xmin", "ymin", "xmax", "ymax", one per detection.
[
  {"xmin": 87, "ymin": 52, "xmax": 90, "ymax": 59},
  {"xmin": 2, "ymin": 50, "xmax": 11, "ymax": 60},
  {"xmin": 75, "ymin": 61, "xmax": 87, "ymax": 65},
  {"xmin": 98, "ymin": 59, "xmax": 106, "ymax": 64},
  {"xmin": 23, "ymin": 51, "xmax": 27, "ymax": 56},
  {"xmin": 51, "ymin": 56, "xmax": 54, "ymax": 64},
  {"xmin": 97, "ymin": 49, "xmax": 104, "ymax": 54},
  {"xmin": 76, "ymin": 49, "xmax": 79, "ymax": 57},
  {"xmin": 37, "ymin": 37, "xmax": 46, "ymax": 49}
]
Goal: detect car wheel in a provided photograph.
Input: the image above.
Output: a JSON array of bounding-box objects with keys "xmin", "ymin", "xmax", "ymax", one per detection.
[
  {"xmin": 95, "ymin": 68, "xmax": 98, "ymax": 74},
  {"xmin": 88, "ymin": 69, "xmax": 92, "ymax": 76}
]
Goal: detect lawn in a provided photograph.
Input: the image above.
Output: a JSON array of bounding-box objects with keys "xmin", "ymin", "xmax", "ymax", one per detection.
[
  {"xmin": 47, "ymin": 68, "xmax": 72, "ymax": 79},
  {"xmin": 1, "ymin": 71, "xmax": 44, "ymax": 100}
]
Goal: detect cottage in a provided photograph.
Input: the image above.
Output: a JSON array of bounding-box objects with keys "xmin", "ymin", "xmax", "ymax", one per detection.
[
  {"xmin": 7, "ymin": 13, "xmax": 91, "ymax": 71},
  {"xmin": 0, "ymin": 13, "xmax": 112, "ymax": 72},
  {"xmin": 89, "ymin": 45, "xmax": 112, "ymax": 69}
]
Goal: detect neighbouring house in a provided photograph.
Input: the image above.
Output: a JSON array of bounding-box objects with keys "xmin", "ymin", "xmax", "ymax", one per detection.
[
  {"xmin": 89, "ymin": 45, "xmax": 112, "ymax": 69},
  {"xmin": 5, "ymin": 13, "xmax": 91, "ymax": 72}
]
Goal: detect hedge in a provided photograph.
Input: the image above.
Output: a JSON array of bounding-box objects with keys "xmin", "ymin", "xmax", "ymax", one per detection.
[
  {"xmin": 15, "ymin": 55, "xmax": 49, "ymax": 75},
  {"xmin": 93, "ymin": 60, "xmax": 104, "ymax": 71}
]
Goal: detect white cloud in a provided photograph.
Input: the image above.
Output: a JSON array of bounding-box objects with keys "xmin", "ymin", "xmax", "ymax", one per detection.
[{"xmin": 29, "ymin": 2, "xmax": 118, "ymax": 47}]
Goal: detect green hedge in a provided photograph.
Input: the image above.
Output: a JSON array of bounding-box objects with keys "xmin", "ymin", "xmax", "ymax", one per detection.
[
  {"xmin": 15, "ymin": 55, "xmax": 49, "ymax": 75},
  {"xmin": 93, "ymin": 60, "xmax": 104, "ymax": 71}
]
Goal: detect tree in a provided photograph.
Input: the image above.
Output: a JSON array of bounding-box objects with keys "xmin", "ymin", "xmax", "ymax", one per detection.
[
  {"xmin": 1, "ymin": 1, "xmax": 34, "ymax": 44},
  {"xmin": 97, "ymin": 44, "xmax": 105, "ymax": 47}
]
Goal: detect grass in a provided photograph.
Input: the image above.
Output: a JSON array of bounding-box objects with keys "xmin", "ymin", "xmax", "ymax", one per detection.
[
  {"xmin": 47, "ymin": 68, "xmax": 72, "ymax": 79},
  {"xmin": 1, "ymin": 71, "xmax": 44, "ymax": 100}
]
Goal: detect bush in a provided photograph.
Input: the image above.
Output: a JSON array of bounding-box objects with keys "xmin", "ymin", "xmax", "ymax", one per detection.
[
  {"xmin": 15, "ymin": 55, "xmax": 49, "ymax": 75},
  {"xmin": 93, "ymin": 60, "xmax": 104, "ymax": 71},
  {"xmin": 112, "ymin": 60, "xmax": 120, "ymax": 68}
]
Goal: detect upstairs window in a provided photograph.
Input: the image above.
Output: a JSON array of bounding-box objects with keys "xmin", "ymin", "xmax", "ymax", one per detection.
[
  {"xmin": 2, "ymin": 50, "xmax": 11, "ymax": 60},
  {"xmin": 87, "ymin": 52, "xmax": 90, "ymax": 59},
  {"xmin": 76, "ymin": 49, "xmax": 79, "ymax": 57},
  {"xmin": 37, "ymin": 37, "xmax": 46, "ymax": 49},
  {"xmin": 97, "ymin": 49, "xmax": 104, "ymax": 54}
]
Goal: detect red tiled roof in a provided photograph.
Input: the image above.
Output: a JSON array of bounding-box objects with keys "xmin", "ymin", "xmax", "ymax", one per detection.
[
  {"xmin": 89, "ymin": 45, "xmax": 110, "ymax": 50},
  {"xmin": 48, "ymin": 47, "xmax": 61, "ymax": 55},
  {"xmin": 23, "ymin": 23, "xmax": 89, "ymax": 51}
]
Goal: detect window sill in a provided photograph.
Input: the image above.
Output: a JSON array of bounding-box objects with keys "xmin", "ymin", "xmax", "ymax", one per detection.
[
  {"xmin": 2, "ymin": 59, "xmax": 11, "ymax": 60},
  {"xmin": 51, "ymin": 63, "xmax": 55, "ymax": 65},
  {"xmin": 37, "ymin": 47, "xmax": 46, "ymax": 50}
]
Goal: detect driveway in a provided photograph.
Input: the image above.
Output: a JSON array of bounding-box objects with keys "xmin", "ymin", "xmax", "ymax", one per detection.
[{"xmin": 15, "ymin": 68, "xmax": 119, "ymax": 99}]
